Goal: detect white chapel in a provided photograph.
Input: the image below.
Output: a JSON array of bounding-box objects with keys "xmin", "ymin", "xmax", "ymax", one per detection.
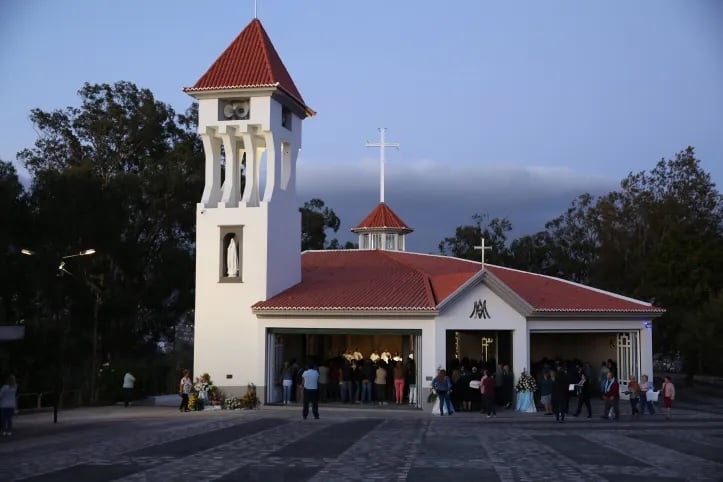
[{"xmin": 186, "ymin": 18, "xmax": 664, "ymax": 405}]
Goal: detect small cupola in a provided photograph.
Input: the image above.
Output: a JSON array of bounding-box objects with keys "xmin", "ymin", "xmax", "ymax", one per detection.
[{"xmin": 351, "ymin": 203, "xmax": 413, "ymax": 251}]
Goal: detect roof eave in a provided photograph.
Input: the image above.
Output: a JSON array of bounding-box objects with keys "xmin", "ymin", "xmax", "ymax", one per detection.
[
  {"xmin": 527, "ymin": 309, "xmax": 666, "ymax": 320},
  {"xmin": 182, "ymin": 84, "xmax": 315, "ymax": 118},
  {"xmin": 252, "ymin": 308, "xmax": 438, "ymax": 317},
  {"xmin": 350, "ymin": 226, "xmax": 414, "ymax": 234},
  {"xmin": 182, "ymin": 85, "xmax": 278, "ymax": 98},
  {"xmin": 274, "ymin": 86, "xmax": 315, "ymax": 118}
]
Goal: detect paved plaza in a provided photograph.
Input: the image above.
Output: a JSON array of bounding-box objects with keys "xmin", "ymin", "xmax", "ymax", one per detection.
[{"xmin": 1, "ymin": 397, "xmax": 723, "ymax": 482}]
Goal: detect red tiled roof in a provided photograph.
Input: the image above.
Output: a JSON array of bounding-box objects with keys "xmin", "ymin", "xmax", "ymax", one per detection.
[
  {"xmin": 351, "ymin": 203, "xmax": 413, "ymax": 233},
  {"xmin": 184, "ymin": 19, "xmax": 312, "ymax": 113},
  {"xmin": 254, "ymin": 251, "xmax": 477, "ymax": 311},
  {"xmin": 252, "ymin": 251, "xmax": 665, "ymax": 315},
  {"xmin": 485, "ymin": 265, "xmax": 665, "ymax": 313}
]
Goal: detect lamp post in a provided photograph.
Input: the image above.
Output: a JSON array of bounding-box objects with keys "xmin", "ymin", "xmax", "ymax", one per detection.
[{"xmin": 21, "ymin": 247, "xmax": 96, "ymax": 423}]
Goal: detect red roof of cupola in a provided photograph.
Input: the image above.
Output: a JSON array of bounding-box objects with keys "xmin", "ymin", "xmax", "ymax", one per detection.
[
  {"xmin": 351, "ymin": 203, "xmax": 413, "ymax": 233},
  {"xmin": 183, "ymin": 19, "xmax": 313, "ymax": 115}
]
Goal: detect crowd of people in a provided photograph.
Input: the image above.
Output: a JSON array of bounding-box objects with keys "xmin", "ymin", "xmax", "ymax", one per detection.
[
  {"xmin": 279, "ymin": 349, "xmax": 418, "ymax": 407},
  {"xmin": 437, "ymin": 359, "xmax": 516, "ymax": 415},
  {"xmin": 533, "ymin": 358, "xmax": 676, "ymax": 422}
]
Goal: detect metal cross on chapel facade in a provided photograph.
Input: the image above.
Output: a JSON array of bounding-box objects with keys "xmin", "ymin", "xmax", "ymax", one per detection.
[
  {"xmin": 474, "ymin": 238, "xmax": 492, "ymax": 267},
  {"xmin": 365, "ymin": 128, "xmax": 399, "ymax": 204}
]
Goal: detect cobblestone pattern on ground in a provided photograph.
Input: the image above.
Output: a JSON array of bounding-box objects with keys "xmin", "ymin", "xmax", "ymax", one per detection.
[{"xmin": 1, "ymin": 403, "xmax": 722, "ymax": 482}]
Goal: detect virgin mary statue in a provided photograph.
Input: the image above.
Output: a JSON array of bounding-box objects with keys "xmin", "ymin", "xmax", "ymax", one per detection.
[{"xmin": 227, "ymin": 236, "xmax": 239, "ymax": 277}]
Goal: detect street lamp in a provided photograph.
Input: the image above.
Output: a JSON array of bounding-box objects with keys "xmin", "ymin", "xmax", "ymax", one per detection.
[
  {"xmin": 62, "ymin": 249, "xmax": 96, "ymax": 258},
  {"xmin": 21, "ymin": 247, "xmax": 96, "ymax": 423}
]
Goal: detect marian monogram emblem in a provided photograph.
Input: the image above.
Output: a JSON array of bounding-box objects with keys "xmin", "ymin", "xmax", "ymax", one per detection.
[{"xmin": 469, "ymin": 299, "xmax": 491, "ymax": 319}]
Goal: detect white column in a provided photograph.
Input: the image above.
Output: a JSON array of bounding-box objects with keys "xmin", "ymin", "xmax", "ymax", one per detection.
[
  {"xmin": 200, "ymin": 130, "xmax": 222, "ymax": 207},
  {"xmin": 219, "ymin": 126, "xmax": 240, "ymax": 208},
  {"xmin": 641, "ymin": 323, "xmax": 654, "ymax": 380},
  {"xmin": 241, "ymin": 133, "xmax": 259, "ymax": 207},
  {"xmin": 280, "ymin": 142, "xmax": 297, "ymax": 193},
  {"xmin": 263, "ymin": 131, "xmax": 278, "ymax": 202},
  {"xmin": 512, "ymin": 326, "xmax": 530, "ymax": 389}
]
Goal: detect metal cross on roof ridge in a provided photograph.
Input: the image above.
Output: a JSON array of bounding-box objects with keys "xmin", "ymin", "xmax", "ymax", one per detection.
[{"xmin": 474, "ymin": 238, "xmax": 492, "ymax": 267}]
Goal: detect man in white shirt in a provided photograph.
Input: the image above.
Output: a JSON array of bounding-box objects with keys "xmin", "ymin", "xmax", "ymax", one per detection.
[
  {"xmin": 301, "ymin": 364, "xmax": 320, "ymax": 420},
  {"xmin": 122, "ymin": 372, "xmax": 136, "ymax": 407}
]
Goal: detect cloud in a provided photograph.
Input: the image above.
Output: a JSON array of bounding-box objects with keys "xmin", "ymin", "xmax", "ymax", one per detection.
[{"xmin": 297, "ymin": 157, "xmax": 618, "ymax": 253}]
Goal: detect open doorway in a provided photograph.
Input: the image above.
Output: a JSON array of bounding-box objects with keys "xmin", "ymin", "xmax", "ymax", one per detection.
[
  {"xmin": 445, "ymin": 330, "xmax": 513, "ymax": 371},
  {"xmin": 265, "ymin": 329, "xmax": 422, "ymax": 407},
  {"xmin": 529, "ymin": 331, "xmax": 640, "ymax": 396}
]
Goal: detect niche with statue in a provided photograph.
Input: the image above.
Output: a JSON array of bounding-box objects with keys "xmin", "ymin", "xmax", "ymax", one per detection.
[{"xmin": 220, "ymin": 227, "xmax": 243, "ymax": 281}]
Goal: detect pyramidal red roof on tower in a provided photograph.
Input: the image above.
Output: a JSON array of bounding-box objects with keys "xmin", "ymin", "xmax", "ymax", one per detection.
[
  {"xmin": 183, "ymin": 19, "xmax": 313, "ymax": 114},
  {"xmin": 352, "ymin": 203, "xmax": 413, "ymax": 233}
]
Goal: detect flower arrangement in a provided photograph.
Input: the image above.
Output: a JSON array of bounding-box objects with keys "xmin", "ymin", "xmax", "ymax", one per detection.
[
  {"xmin": 193, "ymin": 373, "xmax": 218, "ymax": 401},
  {"xmin": 240, "ymin": 383, "xmax": 261, "ymax": 409},
  {"xmin": 221, "ymin": 383, "xmax": 260, "ymax": 410},
  {"xmin": 515, "ymin": 371, "xmax": 537, "ymax": 393},
  {"xmin": 223, "ymin": 396, "xmax": 242, "ymax": 410}
]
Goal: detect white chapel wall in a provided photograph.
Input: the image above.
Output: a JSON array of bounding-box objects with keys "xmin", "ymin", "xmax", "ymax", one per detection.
[
  {"xmin": 436, "ymin": 282, "xmax": 528, "ymax": 378},
  {"xmin": 194, "ymin": 203, "xmax": 270, "ymax": 392}
]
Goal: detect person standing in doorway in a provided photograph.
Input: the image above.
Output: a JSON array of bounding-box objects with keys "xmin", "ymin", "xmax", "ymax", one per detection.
[
  {"xmin": 317, "ymin": 362, "xmax": 329, "ymax": 403},
  {"xmin": 494, "ymin": 364, "xmax": 504, "ymax": 406},
  {"xmin": 393, "ymin": 361, "xmax": 406, "ymax": 405},
  {"xmin": 639, "ymin": 374, "xmax": 656, "ymax": 415},
  {"xmin": 552, "ymin": 368, "xmax": 570, "ymax": 422},
  {"xmin": 602, "ymin": 371, "xmax": 619, "ymax": 420},
  {"xmin": 281, "ymin": 362, "xmax": 293, "ymax": 405},
  {"xmin": 598, "ymin": 361, "xmax": 610, "ymax": 396},
  {"xmin": 0, "ymin": 375, "xmax": 18, "ymax": 436},
  {"xmin": 301, "ymin": 363, "xmax": 320, "ymax": 420},
  {"xmin": 661, "ymin": 375, "xmax": 676, "ymax": 420},
  {"xmin": 433, "ymin": 369, "xmax": 453, "ymax": 416},
  {"xmin": 179, "ymin": 369, "xmax": 192, "ymax": 412},
  {"xmin": 122, "ymin": 371, "xmax": 136, "ymax": 407},
  {"xmin": 501, "ymin": 365, "xmax": 514, "ymax": 409},
  {"xmin": 375, "ymin": 362, "xmax": 387, "ymax": 406},
  {"xmin": 626, "ymin": 375, "xmax": 641, "ymax": 417},
  {"xmin": 539, "ymin": 371, "xmax": 554, "ymax": 415},
  {"xmin": 573, "ymin": 372, "xmax": 592, "ymax": 418},
  {"xmin": 481, "ymin": 369, "xmax": 496, "ymax": 418},
  {"xmin": 406, "ymin": 356, "xmax": 417, "ymax": 406}
]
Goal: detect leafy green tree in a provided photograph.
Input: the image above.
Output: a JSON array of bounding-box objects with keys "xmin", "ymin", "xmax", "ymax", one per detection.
[
  {"xmin": 506, "ymin": 231, "xmax": 556, "ymax": 274},
  {"xmin": 14, "ymin": 81, "xmax": 203, "ymax": 400},
  {"xmin": 300, "ymin": 198, "xmax": 341, "ymax": 250},
  {"xmin": 440, "ymin": 147, "xmax": 723, "ymax": 375},
  {"xmin": 0, "ymin": 161, "xmax": 31, "ymax": 323},
  {"xmin": 590, "ymin": 148, "xmax": 723, "ymax": 363},
  {"xmin": 438, "ymin": 214, "xmax": 511, "ymax": 263},
  {"xmin": 682, "ymin": 292, "xmax": 723, "ymax": 374}
]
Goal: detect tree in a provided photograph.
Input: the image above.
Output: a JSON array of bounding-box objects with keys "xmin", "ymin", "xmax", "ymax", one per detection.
[
  {"xmin": 590, "ymin": 148, "xmax": 723, "ymax": 362},
  {"xmin": 506, "ymin": 231, "xmax": 556, "ymax": 275},
  {"xmin": 0, "ymin": 161, "xmax": 31, "ymax": 323},
  {"xmin": 300, "ymin": 198, "xmax": 341, "ymax": 251},
  {"xmin": 438, "ymin": 214, "xmax": 511, "ymax": 263},
  {"xmin": 14, "ymin": 81, "xmax": 203, "ymax": 400},
  {"xmin": 439, "ymin": 147, "xmax": 723, "ymax": 375}
]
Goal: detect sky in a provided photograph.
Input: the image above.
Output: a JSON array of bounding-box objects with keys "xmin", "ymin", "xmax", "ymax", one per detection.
[{"xmin": 1, "ymin": 0, "xmax": 722, "ymax": 252}]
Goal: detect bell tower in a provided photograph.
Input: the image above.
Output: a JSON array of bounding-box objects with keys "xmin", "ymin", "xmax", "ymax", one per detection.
[{"xmin": 185, "ymin": 18, "xmax": 314, "ymax": 395}]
